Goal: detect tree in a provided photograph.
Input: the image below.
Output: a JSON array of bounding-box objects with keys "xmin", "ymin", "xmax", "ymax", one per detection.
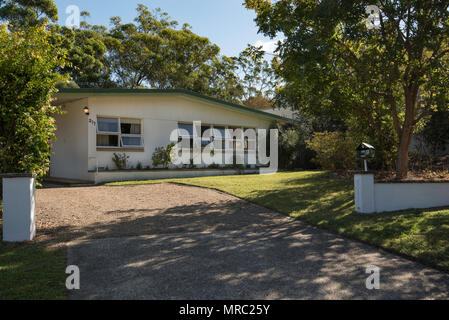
[
  {"xmin": 0, "ymin": 0, "xmax": 58, "ymax": 30},
  {"xmin": 236, "ymin": 44, "xmax": 278, "ymax": 105},
  {"xmin": 107, "ymin": 9, "xmax": 167, "ymax": 89},
  {"xmin": 0, "ymin": 2, "xmax": 112, "ymax": 89},
  {"xmin": 106, "ymin": 4, "xmax": 243, "ymax": 102},
  {"xmin": 208, "ymin": 56, "xmax": 244, "ymax": 103},
  {"xmin": 54, "ymin": 12, "xmax": 113, "ymax": 88},
  {"xmin": 246, "ymin": 0, "xmax": 449, "ymax": 179},
  {"xmin": 54, "ymin": 23, "xmax": 112, "ymax": 88},
  {"xmin": 0, "ymin": 25, "xmax": 67, "ymax": 177}
]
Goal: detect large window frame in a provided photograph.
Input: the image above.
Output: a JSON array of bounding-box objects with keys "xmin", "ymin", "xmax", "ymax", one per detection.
[
  {"xmin": 176, "ymin": 123, "xmax": 257, "ymax": 153},
  {"xmin": 97, "ymin": 116, "xmax": 144, "ymax": 150}
]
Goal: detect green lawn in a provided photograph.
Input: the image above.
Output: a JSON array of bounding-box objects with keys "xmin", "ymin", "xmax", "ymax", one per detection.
[
  {"xmin": 108, "ymin": 171, "xmax": 449, "ymax": 272},
  {"xmin": 0, "ymin": 204, "xmax": 67, "ymax": 300}
]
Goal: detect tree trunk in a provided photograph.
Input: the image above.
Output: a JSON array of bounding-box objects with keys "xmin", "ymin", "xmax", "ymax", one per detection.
[
  {"xmin": 397, "ymin": 132, "xmax": 411, "ymax": 179},
  {"xmin": 396, "ymin": 87, "xmax": 419, "ymax": 180}
]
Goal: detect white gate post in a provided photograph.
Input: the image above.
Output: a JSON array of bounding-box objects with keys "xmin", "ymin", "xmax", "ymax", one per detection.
[
  {"xmin": 1, "ymin": 173, "xmax": 36, "ymax": 242},
  {"xmin": 354, "ymin": 173, "xmax": 375, "ymax": 213}
]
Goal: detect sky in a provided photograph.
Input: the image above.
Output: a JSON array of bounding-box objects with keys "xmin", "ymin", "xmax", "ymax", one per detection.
[{"xmin": 52, "ymin": 0, "xmax": 282, "ymax": 57}]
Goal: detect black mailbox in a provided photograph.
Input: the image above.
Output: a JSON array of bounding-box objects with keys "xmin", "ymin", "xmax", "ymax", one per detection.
[{"xmin": 356, "ymin": 143, "xmax": 375, "ymax": 159}]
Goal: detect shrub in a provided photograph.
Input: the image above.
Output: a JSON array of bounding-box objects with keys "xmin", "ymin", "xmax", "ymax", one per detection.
[
  {"xmin": 112, "ymin": 153, "xmax": 129, "ymax": 170},
  {"xmin": 0, "ymin": 26, "xmax": 67, "ymax": 179},
  {"xmin": 306, "ymin": 131, "xmax": 358, "ymax": 171},
  {"xmin": 152, "ymin": 143, "xmax": 175, "ymax": 168},
  {"xmin": 136, "ymin": 162, "xmax": 143, "ymax": 170},
  {"xmin": 273, "ymin": 122, "xmax": 316, "ymax": 170},
  {"xmin": 422, "ymin": 110, "xmax": 449, "ymax": 156}
]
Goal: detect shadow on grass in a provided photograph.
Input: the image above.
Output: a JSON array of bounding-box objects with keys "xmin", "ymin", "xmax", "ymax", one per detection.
[{"xmin": 212, "ymin": 173, "xmax": 449, "ymax": 273}]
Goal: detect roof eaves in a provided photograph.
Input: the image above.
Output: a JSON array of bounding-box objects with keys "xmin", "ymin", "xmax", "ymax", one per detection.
[{"xmin": 56, "ymin": 88, "xmax": 294, "ymax": 123}]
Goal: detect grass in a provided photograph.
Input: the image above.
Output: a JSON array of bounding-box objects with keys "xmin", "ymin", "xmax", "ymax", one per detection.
[
  {"xmin": 107, "ymin": 171, "xmax": 449, "ymax": 272},
  {"xmin": 0, "ymin": 203, "xmax": 67, "ymax": 300}
]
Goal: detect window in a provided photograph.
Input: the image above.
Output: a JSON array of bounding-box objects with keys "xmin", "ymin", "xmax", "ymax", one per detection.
[
  {"xmin": 98, "ymin": 117, "xmax": 119, "ymax": 133},
  {"xmin": 97, "ymin": 134, "xmax": 119, "ymax": 147},
  {"xmin": 97, "ymin": 117, "xmax": 120, "ymax": 147},
  {"xmin": 244, "ymin": 128, "xmax": 257, "ymax": 151},
  {"xmin": 178, "ymin": 123, "xmax": 194, "ymax": 137},
  {"xmin": 213, "ymin": 126, "xmax": 226, "ymax": 140},
  {"xmin": 97, "ymin": 117, "xmax": 143, "ymax": 148},
  {"xmin": 120, "ymin": 118, "xmax": 143, "ymax": 147},
  {"xmin": 177, "ymin": 123, "xmax": 194, "ymax": 149},
  {"xmin": 201, "ymin": 125, "xmax": 213, "ymax": 148}
]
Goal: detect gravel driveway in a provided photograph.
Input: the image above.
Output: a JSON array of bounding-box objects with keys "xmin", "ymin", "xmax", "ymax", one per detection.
[
  {"xmin": 36, "ymin": 183, "xmax": 289, "ymax": 243},
  {"xmin": 36, "ymin": 183, "xmax": 449, "ymax": 299}
]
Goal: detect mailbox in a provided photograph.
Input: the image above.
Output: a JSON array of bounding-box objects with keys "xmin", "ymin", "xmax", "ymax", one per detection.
[{"xmin": 356, "ymin": 143, "xmax": 375, "ymax": 159}]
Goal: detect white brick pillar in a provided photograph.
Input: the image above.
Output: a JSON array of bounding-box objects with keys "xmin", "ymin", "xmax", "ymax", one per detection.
[
  {"xmin": 354, "ymin": 173, "xmax": 375, "ymax": 214},
  {"xmin": 2, "ymin": 174, "xmax": 36, "ymax": 242}
]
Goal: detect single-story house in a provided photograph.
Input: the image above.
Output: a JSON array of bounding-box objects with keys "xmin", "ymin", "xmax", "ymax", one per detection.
[{"xmin": 50, "ymin": 88, "xmax": 290, "ymax": 184}]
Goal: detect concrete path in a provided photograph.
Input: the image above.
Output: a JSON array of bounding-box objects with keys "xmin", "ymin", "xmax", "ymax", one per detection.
[{"xmin": 68, "ymin": 220, "xmax": 449, "ymax": 300}]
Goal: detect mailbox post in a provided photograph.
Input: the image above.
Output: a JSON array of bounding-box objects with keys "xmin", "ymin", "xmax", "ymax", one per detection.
[
  {"xmin": 1, "ymin": 173, "xmax": 36, "ymax": 242},
  {"xmin": 355, "ymin": 143, "xmax": 376, "ymax": 213},
  {"xmin": 356, "ymin": 143, "xmax": 375, "ymax": 172}
]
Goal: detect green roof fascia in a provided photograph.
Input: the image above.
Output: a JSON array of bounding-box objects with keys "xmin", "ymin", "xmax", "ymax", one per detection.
[{"xmin": 56, "ymin": 88, "xmax": 294, "ymax": 123}]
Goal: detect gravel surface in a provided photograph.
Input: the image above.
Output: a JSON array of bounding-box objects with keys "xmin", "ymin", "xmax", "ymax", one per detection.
[{"xmin": 36, "ymin": 183, "xmax": 289, "ymax": 243}]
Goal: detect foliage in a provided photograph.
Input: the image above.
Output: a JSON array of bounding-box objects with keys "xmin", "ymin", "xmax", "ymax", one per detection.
[
  {"xmin": 345, "ymin": 116, "xmax": 397, "ymax": 171},
  {"xmin": 273, "ymin": 121, "xmax": 316, "ymax": 170},
  {"xmin": 0, "ymin": 2, "xmax": 281, "ymax": 106},
  {"xmin": 0, "ymin": 0, "xmax": 58, "ymax": 30},
  {"xmin": 136, "ymin": 162, "xmax": 143, "ymax": 170},
  {"xmin": 306, "ymin": 132, "xmax": 358, "ymax": 171},
  {"xmin": 112, "ymin": 153, "xmax": 129, "ymax": 170},
  {"xmin": 246, "ymin": 0, "xmax": 449, "ymax": 179},
  {"xmin": 0, "ymin": 25, "xmax": 67, "ymax": 178},
  {"xmin": 422, "ymin": 110, "xmax": 449, "ymax": 155},
  {"xmin": 236, "ymin": 44, "xmax": 278, "ymax": 103},
  {"xmin": 152, "ymin": 143, "xmax": 175, "ymax": 168},
  {"xmin": 105, "ymin": 5, "xmax": 244, "ymax": 102},
  {"xmin": 53, "ymin": 22, "xmax": 113, "ymax": 88}
]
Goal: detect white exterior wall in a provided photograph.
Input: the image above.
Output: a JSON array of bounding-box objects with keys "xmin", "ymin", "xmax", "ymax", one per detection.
[
  {"xmin": 354, "ymin": 173, "xmax": 449, "ymax": 213},
  {"xmin": 50, "ymin": 99, "xmax": 90, "ymax": 181},
  {"xmin": 51, "ymin": 94, "xmax": 273, "ymax": 181},
  {"xmin": 86, "ymin": 95, "xmax": 272, "ymax": 172},
  {"xmin": 354, "ymin": 174, "xmax": 375, "ymax": 213},
  {"xmin": 374, "ymin": 183, "xmax": 449, "ymax": 212}
]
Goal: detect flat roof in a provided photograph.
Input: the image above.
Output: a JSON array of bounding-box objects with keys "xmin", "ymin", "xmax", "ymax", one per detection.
[{"xmin": 55, "ymin": 88, "xmax": 293, "ymax": 123}]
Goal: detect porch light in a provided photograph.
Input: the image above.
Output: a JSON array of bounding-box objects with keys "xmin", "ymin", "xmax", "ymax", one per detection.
[{"xmin": 83, "ymin": 106, "xmax": 89, "ymax": 115}]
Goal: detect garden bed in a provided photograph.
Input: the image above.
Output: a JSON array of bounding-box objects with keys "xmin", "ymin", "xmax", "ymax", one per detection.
[
  {"xmin": 90, "ymin": 168, "xmax": 259, "ymax": 184},
  {"xmin": 329, "ymin": 169, "xmax": 449, "ymax": 182}
]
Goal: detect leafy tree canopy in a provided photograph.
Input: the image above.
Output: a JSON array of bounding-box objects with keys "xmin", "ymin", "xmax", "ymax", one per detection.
[
  {"xmin": 0, "ymin": 0, "xmax": 58, "ymax": 29},
  {"xmin": 246, "ymin": 0, "xmax": 449, "ymax": 178}
]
